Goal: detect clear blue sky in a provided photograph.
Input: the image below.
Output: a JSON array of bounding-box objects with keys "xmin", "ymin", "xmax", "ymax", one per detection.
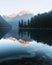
[{"xmin": 0, "ymin": 0, "xmax": 52, "ymax": 15}]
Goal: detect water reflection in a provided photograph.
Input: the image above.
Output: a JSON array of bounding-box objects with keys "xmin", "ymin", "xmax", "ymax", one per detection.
[
  {"xmin": 1, "ymin": 29, "xmax": 52, "ymax": 65},
  {"xmin": 19, "ymin": 29, "xmax": 52, "ymax": 45},
  {"xmin": 0, "ymin": 28, "xmax": 11, "ymax": 39},
  {"xmin": 0, "ymin": 39, "xmax": 52, "ymax": 64},
  {"xmin": 3, "ymin": 29, "xmax": 31, "ymax": 41},
  {"xmin": 3, "ymin": 28, "xmax": 52, "ymax": 45}
]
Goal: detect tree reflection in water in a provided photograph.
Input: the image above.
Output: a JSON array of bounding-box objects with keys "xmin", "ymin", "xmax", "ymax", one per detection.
[{"xmin": 19, "ymin": 29, "xmax": 52, "ymax": 45}]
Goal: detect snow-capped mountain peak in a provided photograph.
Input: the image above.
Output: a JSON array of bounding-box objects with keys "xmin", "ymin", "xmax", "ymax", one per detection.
[
  {"xmin": 4, "ymin": 9, "xmax": 31, "ymax": 18},
  {"xmin": 5, "ymin": 13, "xmax": 17, "ymax": 18},
  {"xmin": 17, "ymin": 9, "xmax": 30, "ymax": 16}
]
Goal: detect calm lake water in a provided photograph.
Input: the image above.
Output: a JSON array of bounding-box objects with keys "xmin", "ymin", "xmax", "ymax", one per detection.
[
  {"xmin": 0, "ymin": 27, "xmax": 11, "ymax": 39},
  {"xmin": 19, "ymin": 29, "xmax": 52, "ymax": 45},
  {"xmin": 0, "ymin": 29, "xmax": 52, "ymax": 65},
  {"xmin": 3, "ymin": 29, "xmax": 52, "ymax": 45}
]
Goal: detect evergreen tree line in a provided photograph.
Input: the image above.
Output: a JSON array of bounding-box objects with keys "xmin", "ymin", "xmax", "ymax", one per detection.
[
  {"xmin": 19, "ymin": 19, "xmax": 30, "ymax": 28},
  {"xmin": 19, "ymin": 10, "xmax": 52, "ymax": 29}
]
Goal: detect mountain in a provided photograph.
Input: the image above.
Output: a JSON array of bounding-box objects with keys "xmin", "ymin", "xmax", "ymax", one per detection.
[
  {"xmin": 4, "ymin": 9, "xmax": 31, "ymax": 17},
  {"xmin": 0, "ymin": 16, "xmax": 12, "ymax": 39},
  {"xmin": 3, "ymin": 9, "xmax": 33, "ymax": 29}
]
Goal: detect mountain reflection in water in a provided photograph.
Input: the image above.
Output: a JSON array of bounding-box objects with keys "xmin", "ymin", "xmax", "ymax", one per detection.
[
  {"xmin": 19, "ymin": 29, "xmax": 52, "ymax": 45},
  {"xmin": 3, "ymin": 38, "xmax": 29, "ymax": 46},
  {"xmin": 0, "ymin": 38, "xmax": 52, "ymax": 65},
  {"xmin": 1, "ymin": 29, "xmax": 52, "ymax": 65}
]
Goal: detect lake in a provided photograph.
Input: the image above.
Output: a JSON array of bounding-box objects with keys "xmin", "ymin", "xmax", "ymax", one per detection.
[
  {"xmin": 3, "ymin": 28, "xmax": 52, "ymax": 45},
  {"xmin": 19, "ymin": 29, "xmax": 52, "ymax": 45},
  {"xmin": 0, "ymin": 29, "xmax": 52, "ymax": 65}
]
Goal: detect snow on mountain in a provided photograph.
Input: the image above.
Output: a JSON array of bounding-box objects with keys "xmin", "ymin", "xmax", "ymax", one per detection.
[
  {"xmin": 3, "ymin": 9, "xmax": 31, "ymax": 17},
  {"xmin": 17, "ymin": 9, "xmax": 30, "ymax": 16},
  {"xmin": 0, "ymin": 39, "xmax": 52, "ymax": 62}
]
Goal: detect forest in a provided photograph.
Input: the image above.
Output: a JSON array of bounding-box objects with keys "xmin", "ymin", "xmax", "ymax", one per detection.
[{"xmin": 19, "ymin": 10, "xmax": 52, "ymax": 29}]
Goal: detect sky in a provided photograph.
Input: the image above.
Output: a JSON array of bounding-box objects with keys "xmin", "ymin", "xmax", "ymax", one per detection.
[{"xmin": 0, "ymin": 0, "xmax": 52, "ymax": 15}]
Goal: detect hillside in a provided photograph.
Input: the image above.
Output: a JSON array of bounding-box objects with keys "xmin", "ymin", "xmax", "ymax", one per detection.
[{"xmin": 0, "ymin": 16, "xmax": 12, "ymax": 38}]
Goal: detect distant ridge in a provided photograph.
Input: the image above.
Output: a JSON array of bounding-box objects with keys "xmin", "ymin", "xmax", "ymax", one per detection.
[
  {"xmin": 3, "ymin": 9, "xmax": 31, "ymax": 18},
  {"xmin": 0, "ymin": 16, "xmax": 11, "ymax": 27},
  {"xmin": 0, "ymin": 16, "xmax": 12, "ymax": 38}
]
